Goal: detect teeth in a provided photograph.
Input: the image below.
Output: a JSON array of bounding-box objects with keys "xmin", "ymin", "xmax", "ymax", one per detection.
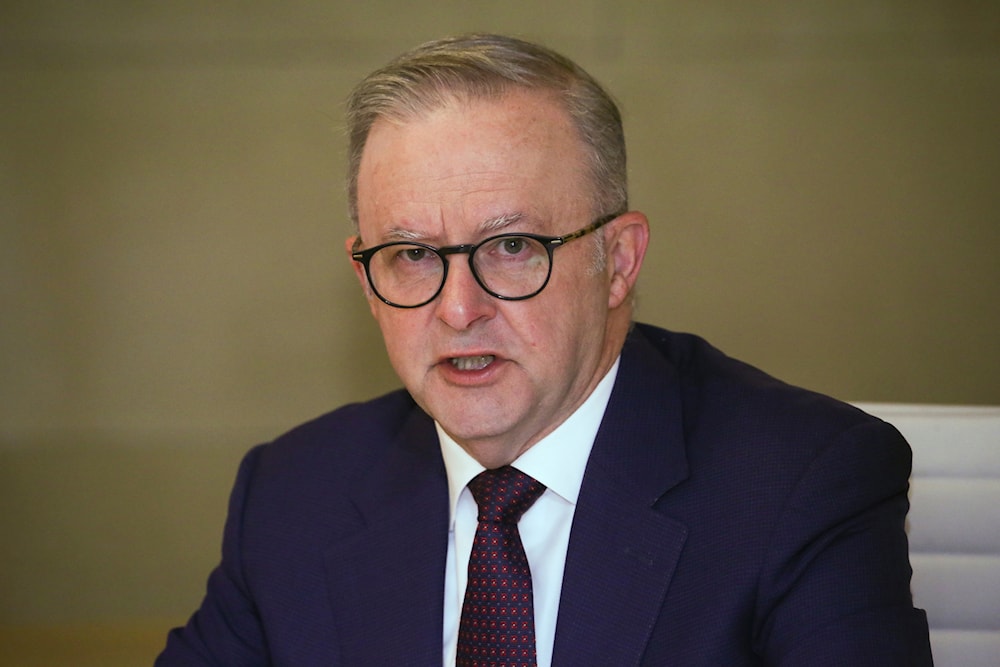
[{"xmin": 450, "ymin": 355, "xmax": 495, "ymax": 371}]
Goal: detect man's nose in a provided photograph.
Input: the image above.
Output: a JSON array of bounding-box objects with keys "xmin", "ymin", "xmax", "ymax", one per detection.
[{"xmin": 433, "ymin": 255, "xmax": 496, "ymax": 330}]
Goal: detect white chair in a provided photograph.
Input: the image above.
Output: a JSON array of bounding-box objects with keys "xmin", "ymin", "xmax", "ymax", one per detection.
[{"xmin": 857, "ymin": 403, "xmax": 1000, "ymax": 667}]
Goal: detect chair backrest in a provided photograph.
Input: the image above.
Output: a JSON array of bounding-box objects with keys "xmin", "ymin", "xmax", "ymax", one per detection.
[{"xmin": 856, "ymin": 403, "xmax": 1000, "ymax": 667}]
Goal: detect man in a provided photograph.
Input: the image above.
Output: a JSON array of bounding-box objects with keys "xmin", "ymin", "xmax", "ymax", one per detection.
[{"xmin": 158, "ymin": 34, "xmax": 933, "ymax": 665}]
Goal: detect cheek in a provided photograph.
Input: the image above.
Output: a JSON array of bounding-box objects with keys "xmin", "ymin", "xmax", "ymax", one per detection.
[
  {"xmin": 515, "ymin": 297, "xmax": 588, "ymax": 360},
  {"xmin": 546, "ymin": 268, "xmax": 608, "ymax": 326},
  {"xmin": 371, "ymin": 308, "xmax": 435, "ymax": 378},
  {"xmin": 372, "ymin": 310, "xmax": 412, "ymax": 357},
  {"xmin": 544, "ymin": 284, "xmax": 610, "ymax": 360}
]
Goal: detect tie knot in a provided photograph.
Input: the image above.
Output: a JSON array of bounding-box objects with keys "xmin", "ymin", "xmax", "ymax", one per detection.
[{"xmin": 468, "ymin": 466, "xmax": 546, "ymax": 525}]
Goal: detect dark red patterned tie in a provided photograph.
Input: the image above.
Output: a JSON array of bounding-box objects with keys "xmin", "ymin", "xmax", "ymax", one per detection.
[{"xmin": 456, "ymin": 466, "xmax": 546, "ymax": 667}]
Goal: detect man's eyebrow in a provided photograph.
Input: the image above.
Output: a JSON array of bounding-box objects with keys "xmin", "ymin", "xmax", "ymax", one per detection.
[
  {"xmin": 479, "ymin": 212, "xmax": 525, "ymax": 234},
  {"xmin": 378, "ymin": 212, "xmax": 527, "ymax": 244},
  {"xmin": 381, "ymin": 227, "xmax": 426, "ymax": 243}
]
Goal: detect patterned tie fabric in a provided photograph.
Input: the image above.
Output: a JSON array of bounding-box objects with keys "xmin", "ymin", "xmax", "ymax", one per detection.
[{"xmin": 456, "ymin": 466, "xmax": 547, "ymax": 667}]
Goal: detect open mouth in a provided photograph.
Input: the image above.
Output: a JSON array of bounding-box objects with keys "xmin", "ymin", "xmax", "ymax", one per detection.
[{"xmin": 449, "ymin": 355, "xmax": 496, "ymax": 371}]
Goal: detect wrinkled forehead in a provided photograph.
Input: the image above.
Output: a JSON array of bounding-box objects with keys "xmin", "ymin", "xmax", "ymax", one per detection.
[{"xmin": 360, "ymin": 86, "xmax": 588, "ymax": 183}]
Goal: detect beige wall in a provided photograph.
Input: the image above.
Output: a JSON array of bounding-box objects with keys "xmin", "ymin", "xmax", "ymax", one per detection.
[{"xmin": 1, "ymin": 2, "xmax": 998, "ymax": 662}]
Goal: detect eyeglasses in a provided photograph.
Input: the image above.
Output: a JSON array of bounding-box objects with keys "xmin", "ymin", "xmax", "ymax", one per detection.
[{"xmin": 351, "ymin": 213, "xmax": 618, "ymax": 309}]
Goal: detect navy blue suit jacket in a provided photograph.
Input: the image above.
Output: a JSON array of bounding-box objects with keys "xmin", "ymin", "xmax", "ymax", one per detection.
[{"xmin": 158, "ymin": 323, "xmax": 932, "ymax": 665}]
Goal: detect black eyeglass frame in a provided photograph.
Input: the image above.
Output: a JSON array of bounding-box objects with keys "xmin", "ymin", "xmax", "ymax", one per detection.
[{"xmin": 351, "ymin": 213, "xmax": 619, "ymax": 309}]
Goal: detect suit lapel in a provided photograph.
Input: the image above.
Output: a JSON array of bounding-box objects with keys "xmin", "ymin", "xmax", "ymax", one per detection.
[
  {"xmin": 553, "ymin": 329, "xmax": 690, "ymax": 666},
  {"xmin": 322, "ymin": 407, "xmax": 449, "ymax": 665}
]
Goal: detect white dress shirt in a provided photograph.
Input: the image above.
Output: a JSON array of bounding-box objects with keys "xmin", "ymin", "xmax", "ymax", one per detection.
[{"xmin": 439, "ymin": 359, "xmax": 620, "ymax": 667}]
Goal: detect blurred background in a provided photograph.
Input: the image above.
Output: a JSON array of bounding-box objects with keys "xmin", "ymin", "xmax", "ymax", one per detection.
[{"xmin": 1, "ymin": 2, "xmax": 998, "ymax": 664}]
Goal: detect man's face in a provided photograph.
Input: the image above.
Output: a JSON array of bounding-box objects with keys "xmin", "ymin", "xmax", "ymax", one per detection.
[{"xmin": 351, "ymin": 89, "xmax": 625, "ymax": 467}]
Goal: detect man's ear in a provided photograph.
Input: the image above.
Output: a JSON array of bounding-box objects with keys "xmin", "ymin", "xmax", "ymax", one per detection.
[{"xmin": 604, "ymin": 211, "xmax": 650, "ymax": 310}]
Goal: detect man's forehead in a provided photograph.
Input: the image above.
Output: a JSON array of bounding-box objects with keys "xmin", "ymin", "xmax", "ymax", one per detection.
[
  {"xmin": 356, "ymin": 87, "xmax": 591, "ymax": 242},
  {"xmin": 358, "ymin": 89, "xmax": 585, "ymax": 193}
]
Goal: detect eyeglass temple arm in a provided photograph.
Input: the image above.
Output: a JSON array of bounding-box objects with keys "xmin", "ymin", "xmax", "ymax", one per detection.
[{"xmin": 550, "ymin": 213, "xmax": 619, "ymax": 246}]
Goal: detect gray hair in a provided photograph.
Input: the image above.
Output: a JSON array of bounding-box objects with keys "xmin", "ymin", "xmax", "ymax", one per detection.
[{"xmin": 345, "ymin": 33, "xmax": 628, "ymax": 228}]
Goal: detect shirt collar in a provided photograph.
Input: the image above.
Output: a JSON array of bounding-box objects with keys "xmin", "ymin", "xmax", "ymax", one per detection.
[{"xmin": 438, "ymin": 357, "xmax": 620, "ymax": 527}]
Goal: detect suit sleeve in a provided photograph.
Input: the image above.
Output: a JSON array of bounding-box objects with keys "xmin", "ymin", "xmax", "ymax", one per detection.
[
  {"xmin": 753, "ymin": 419, "xmax": 934, "ymax": 665},
  {"xmin": 155, "ymin": 445, "xmax": 270, "ymax": 666}
]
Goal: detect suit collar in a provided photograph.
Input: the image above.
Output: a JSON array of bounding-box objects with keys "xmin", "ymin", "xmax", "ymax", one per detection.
[
  {"xmin": 588, "ymin": 325, "xmax": 690, "ymax": 501},
  {"xmin": 554, "ymin": 325, "xmax": 690, "ymax": 664}
]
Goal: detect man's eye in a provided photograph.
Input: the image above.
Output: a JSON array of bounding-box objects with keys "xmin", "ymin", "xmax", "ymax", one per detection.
[
  {"xmin": 501, "ymin": 238, "xmax": 526, "ymax": 254},
  {"xmin": 394, "ymin": 247, "xmax": 429, "ymax": 262}
]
